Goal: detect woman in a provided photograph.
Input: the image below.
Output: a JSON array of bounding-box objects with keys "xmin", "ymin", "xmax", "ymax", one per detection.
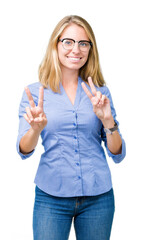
[{"xmin": 17, "ymin": 15, "xmax": 126, "ymax": 240}]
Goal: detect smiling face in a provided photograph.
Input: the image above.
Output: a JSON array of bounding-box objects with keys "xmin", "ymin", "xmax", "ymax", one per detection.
[{"xmin": 57, "ymin": 23, "xmax": 90, "ymax": 74}]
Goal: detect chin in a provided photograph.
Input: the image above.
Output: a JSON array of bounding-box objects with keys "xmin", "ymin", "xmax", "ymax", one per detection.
[{"xmin": 68, "ymin": 62, "xmax": 86, "ymax": 70}]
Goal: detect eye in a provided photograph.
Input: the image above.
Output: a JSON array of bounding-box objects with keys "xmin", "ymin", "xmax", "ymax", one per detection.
[
  {"xmin": 63, "ymin": 40, "xmax": 73, "ymax": 46},
  {"xmin": 79, "ymin": 42, "xmax": 89, "ymax": 47}
]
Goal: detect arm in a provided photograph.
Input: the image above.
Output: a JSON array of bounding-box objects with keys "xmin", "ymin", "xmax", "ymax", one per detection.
[
  {"xmin": 81, "ymin": 77, "xmax": 125, "ymax": 158},
  {"xmin": 18, "ymin": 86, "xmax": 47, "ymax": 155},
  {"xmin": 101, "ymin": 116, "xmax": 122, "ymax": 155},
  {"xmin": 19, "ymin": 127, "xmax": 41, "ymax": 154}
]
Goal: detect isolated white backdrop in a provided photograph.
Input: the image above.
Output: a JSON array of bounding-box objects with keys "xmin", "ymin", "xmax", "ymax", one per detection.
[{"xmin": 0, "ymin": 0, "xmax": 141, "ymax": 239}]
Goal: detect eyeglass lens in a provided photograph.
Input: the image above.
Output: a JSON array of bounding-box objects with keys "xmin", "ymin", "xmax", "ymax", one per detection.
[{"xmin": 62, "ymin": 39, "xmax": 91, "ymax": 51}]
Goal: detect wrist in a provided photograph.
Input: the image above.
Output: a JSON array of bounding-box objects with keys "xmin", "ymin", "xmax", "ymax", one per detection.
[
  {"xmin": 102, "ymin": 115, "xmax": 115, "ymax": 128},
  {"xmin": 30, "ymin": 127, "xmax": 42, "ymax": 136}
]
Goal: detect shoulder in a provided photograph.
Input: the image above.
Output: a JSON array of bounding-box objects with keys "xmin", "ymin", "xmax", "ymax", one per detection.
[
  {"xmin": 79, "ymin": 77, "xmax": 111, "ymax": 96},
  {"xmin": 21, "ymin": 82, "xmax": 43, "ymax": 105},
  {"xmin": 79, "ymin": 77, "xmax": 112, "ymax": 99},
  {"xmin": 26, "ymin": 82, "xmax": 44, "ymax": 99},
  {"xmin": 96, "ymin": 85, "xmax": 112, "ymax": 98},
  {"xmin": 27, "ymin": 82, "xmax": 42, "ymax": 92}
]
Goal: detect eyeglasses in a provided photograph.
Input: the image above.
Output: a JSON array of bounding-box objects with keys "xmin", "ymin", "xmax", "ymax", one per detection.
[{"xmin": 58, "ymin": 38, "xmax": 92, "ymax": 52}]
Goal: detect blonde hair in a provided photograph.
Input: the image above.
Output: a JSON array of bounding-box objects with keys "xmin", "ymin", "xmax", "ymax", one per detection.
[{"xmin": 39, "ymin": 15, "xmax": 106, "ymax": 92}]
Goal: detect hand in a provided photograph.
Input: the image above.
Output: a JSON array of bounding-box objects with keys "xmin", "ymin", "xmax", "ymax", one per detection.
[
  {"xmin": 81, "ymin": 77, "xmax": 112, "ymax": 122},
  {"xmin": 24, "ymin": 86, "xmax": 47, "ymax": 132}
]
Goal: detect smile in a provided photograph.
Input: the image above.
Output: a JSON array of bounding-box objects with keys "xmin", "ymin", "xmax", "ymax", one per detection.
[{"xmin": 67, "ymin": 57, "xmax": 82, "ymax": 62}]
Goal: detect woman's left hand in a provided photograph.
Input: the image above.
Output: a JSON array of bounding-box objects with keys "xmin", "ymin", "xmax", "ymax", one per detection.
[{"xmin": 81, "ymin": 77, "xmax": 112, "ymax": 122}]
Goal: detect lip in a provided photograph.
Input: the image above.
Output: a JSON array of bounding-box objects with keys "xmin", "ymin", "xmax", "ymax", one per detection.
[{"xmin": 67, "ymin": 56, "xmax": 82, "ymax": 59}]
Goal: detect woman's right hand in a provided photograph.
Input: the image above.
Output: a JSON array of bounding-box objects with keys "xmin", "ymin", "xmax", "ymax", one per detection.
[{"xmin": 24, "ymin": 86, "xmax": 47, "ymax": 133}]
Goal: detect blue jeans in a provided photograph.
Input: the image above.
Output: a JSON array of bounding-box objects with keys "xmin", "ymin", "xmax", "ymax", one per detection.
[{"xmin": 33, "ymin": 186, "xmax": 115, "ymax": 240}]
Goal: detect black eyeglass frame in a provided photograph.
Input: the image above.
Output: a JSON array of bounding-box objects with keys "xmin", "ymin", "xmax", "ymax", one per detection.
[{"xmin": 58, "ymin": 38, "xmax": 93, "ymax": 48}]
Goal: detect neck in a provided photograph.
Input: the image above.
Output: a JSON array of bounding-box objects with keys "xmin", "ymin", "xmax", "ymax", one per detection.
[{"xmin": 61, "ymin": 67, "xmax": 79, "ymax": 87}]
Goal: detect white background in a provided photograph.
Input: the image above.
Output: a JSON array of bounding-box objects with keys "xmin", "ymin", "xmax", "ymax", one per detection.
[{"xmin": 0, "ymin": 0, "xmax": 141, "ymax": 239}]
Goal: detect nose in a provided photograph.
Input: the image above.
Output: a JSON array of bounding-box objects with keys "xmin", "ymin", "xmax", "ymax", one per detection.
[{"xmin": 72, "ymin": 42, "xmax": 80, "ymax": 54}]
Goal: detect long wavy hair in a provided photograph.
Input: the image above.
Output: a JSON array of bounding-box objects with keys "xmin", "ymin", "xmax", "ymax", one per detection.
[{"xmin": 39, "ymin": 15, "xmax": 105, "ymax": 92}]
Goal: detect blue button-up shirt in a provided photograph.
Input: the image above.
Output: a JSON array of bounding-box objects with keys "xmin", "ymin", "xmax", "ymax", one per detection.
[{"xmin": 17, "ymin": 77, "xmax": 126, "ymax": 197}]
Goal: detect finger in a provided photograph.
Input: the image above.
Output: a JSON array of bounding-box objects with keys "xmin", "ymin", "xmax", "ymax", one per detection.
[
  {"xmin": 96, "ymin": 91, "xmax": 102, "ymax": 101},
  {"xmin": 81, "ymin": 82, "xmax": 93, "ymax": 101},
  {"xmin": 88, "ymin": 77, "xmax": 97, "ymax": 96},
  {"xmin": 40, "ymin": 113, "xmax": 48, "ymax": 124},
  {"xmin": 25, "ymin": 87, "xmax": 36, "ymax": 108},
  {"xmin": 23, "ymin": 113, "xmax": 31, "ymax": 124},
  {"xmin": 100, "ymin": 95, "xmax": 106, "ymax": 105},
  {"xmin": 39, "ymin": 112, "xmax": 46, "ymax": 118},
  {"xmin": 38, "ymin": 86, "xmax": 44, "ymax": 109},
  {"xmin": 34, "ymin": 116, "xmax": 46, "ymax": 123},
  {"xmin": 92, "ymin": 97, "xmax": 100, "ymax": 106},
  {"xmin": 34, "ymin": 117, "xmax": 42, "ymax": 123},
  {"xmin": 25, "ymin": 106, "xmax": 34, "ymax": 122}
]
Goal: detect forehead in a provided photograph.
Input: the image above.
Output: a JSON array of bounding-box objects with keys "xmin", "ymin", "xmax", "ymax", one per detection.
[{"xmin": 60, "ymin": 23, "xmax": 89, "ymax": 40}]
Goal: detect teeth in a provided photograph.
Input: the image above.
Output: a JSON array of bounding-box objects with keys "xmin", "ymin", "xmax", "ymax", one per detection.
[{"xmin": 68, "ymin": 57, "xmax": 81, "ymax": 61}]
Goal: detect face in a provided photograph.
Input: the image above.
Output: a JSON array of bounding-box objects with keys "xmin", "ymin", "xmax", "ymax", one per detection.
[{"xmin": 57, "ymin": 23, "xmax": 90, "ymax": 73}]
